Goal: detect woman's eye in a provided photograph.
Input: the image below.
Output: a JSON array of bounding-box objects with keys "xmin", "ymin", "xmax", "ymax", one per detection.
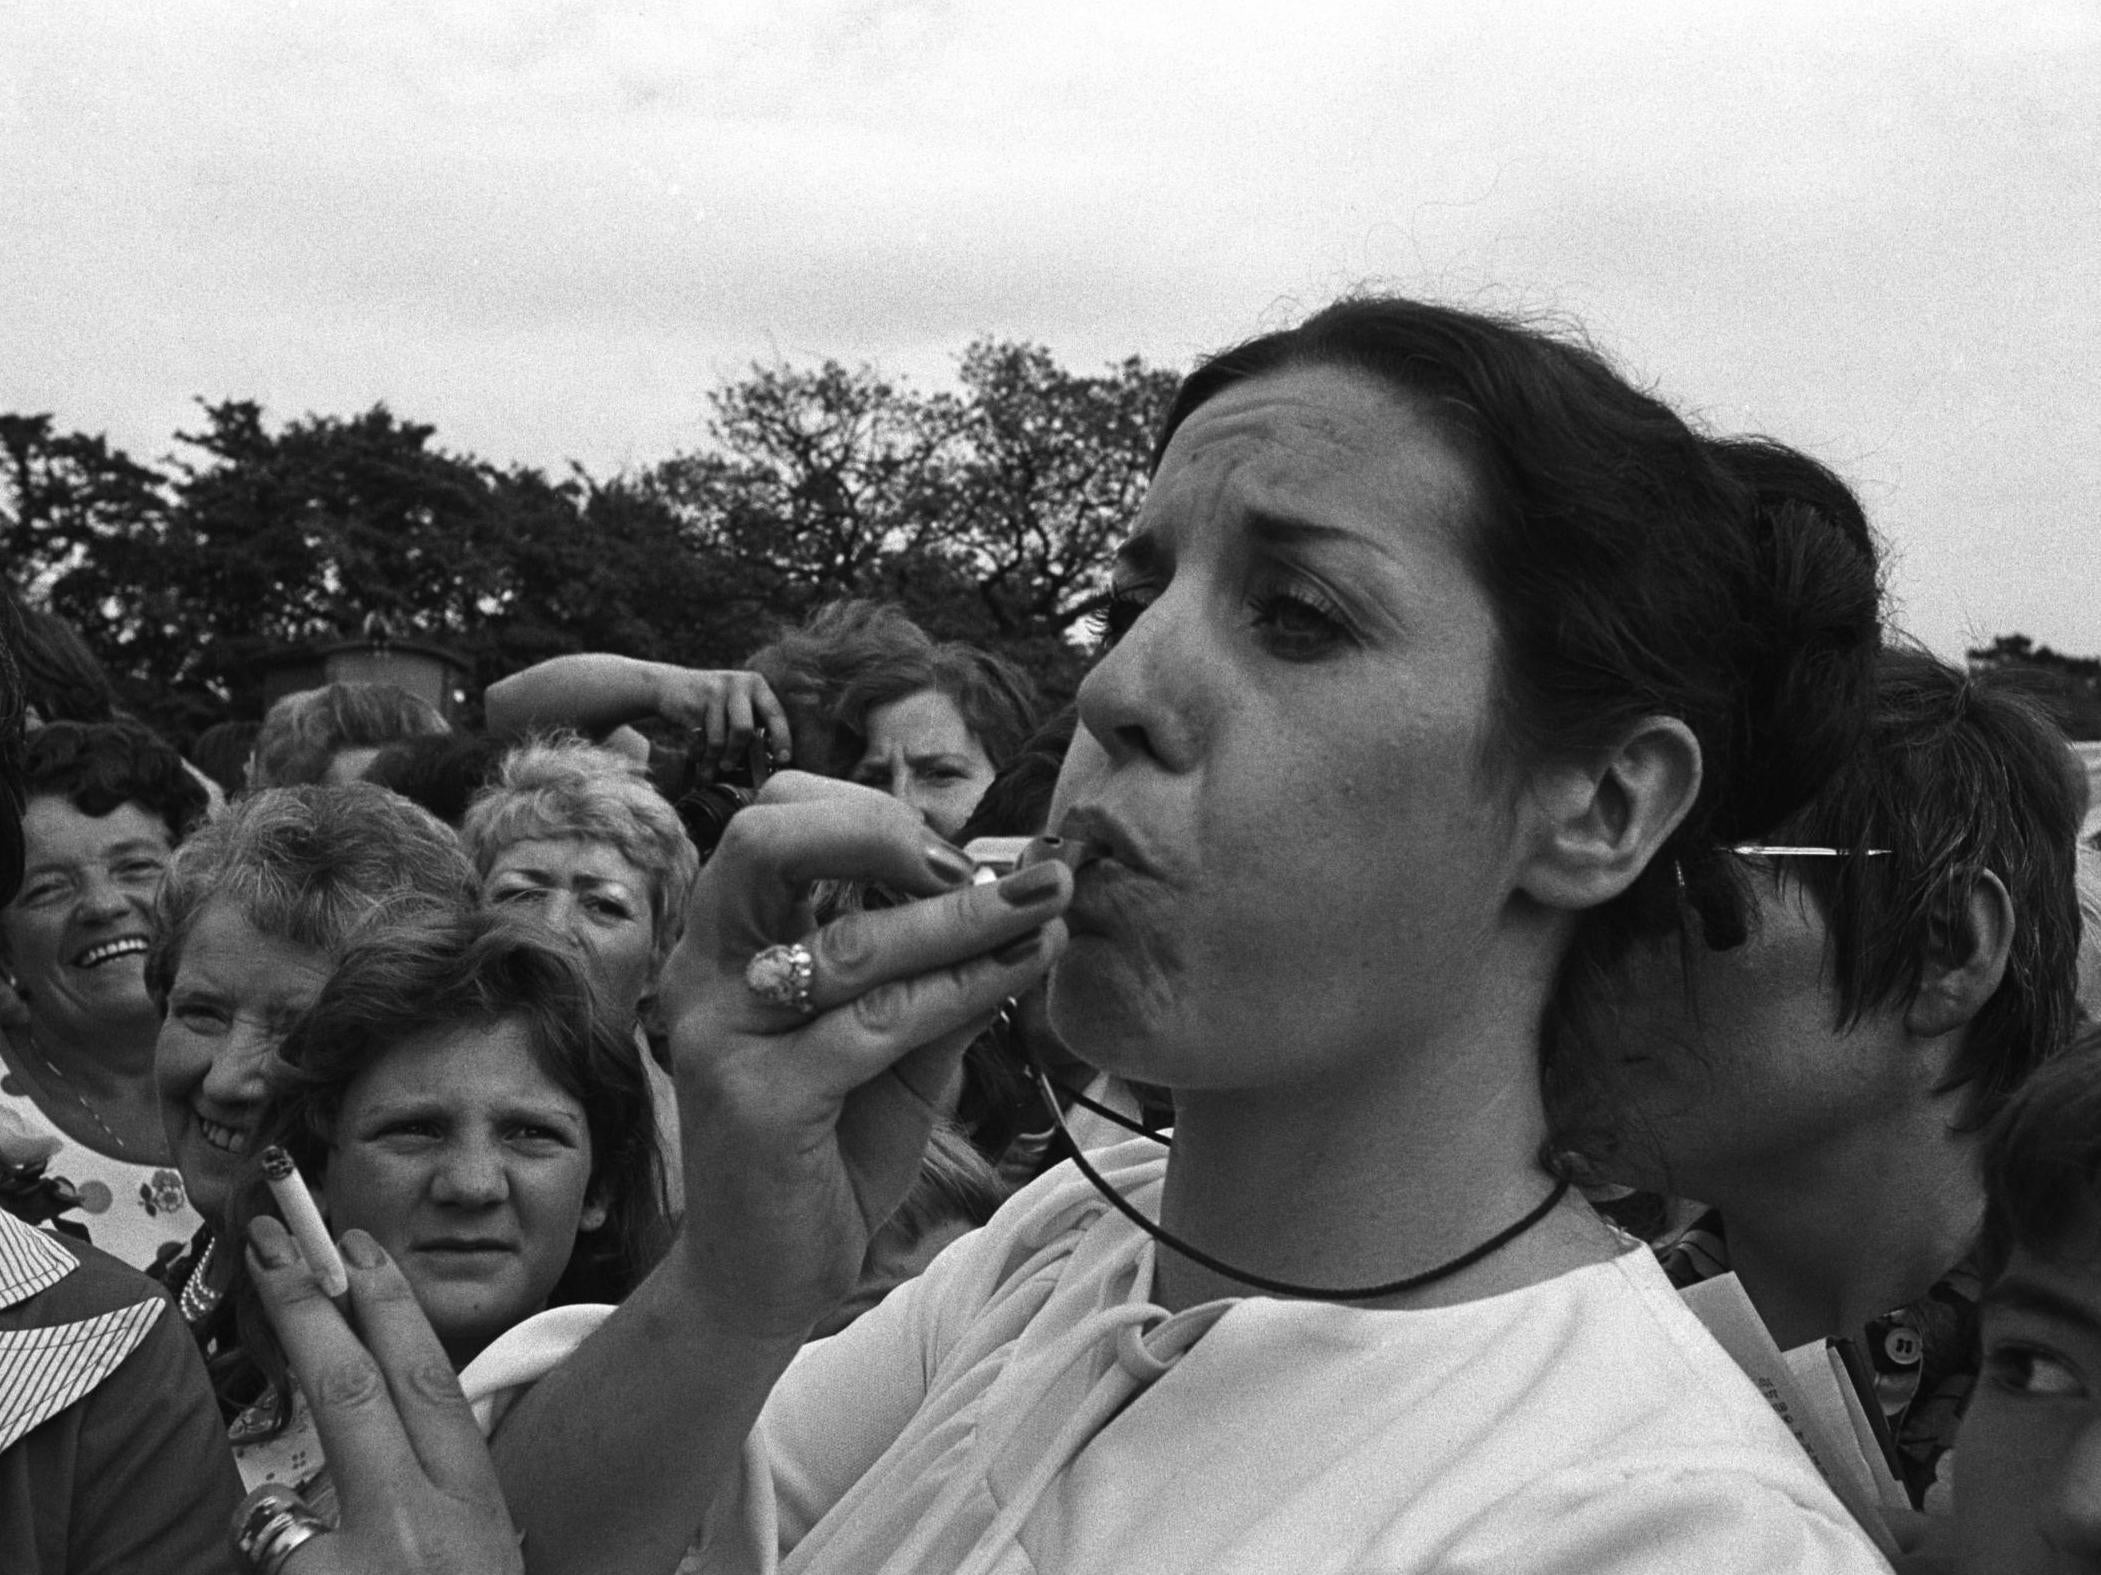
[
  {"xmin": 493, "ymin": 886, "xmax": 546, "ymax": 907},
  {"xmin": 1985, "ymin": 1342, "xmax": 2089, "ymax": 1399},
  {"xmin": 1086, "ymin": 584, "xmax": 1158, "ymax": 650},
  {"xmin": 1250, "ymin": 584, "xmax": 1353, "ymax": 660},
  {"xmin": 116, "ymin": 859, "xmax": 165, "ymax": 882},
  {"xmin": 507, "ymin": 1123, "xmax": 572, "ymax": 1148},
  {"xmin": 173, "ymin": 1002, "xmax": 229, "ymax": 1032}
]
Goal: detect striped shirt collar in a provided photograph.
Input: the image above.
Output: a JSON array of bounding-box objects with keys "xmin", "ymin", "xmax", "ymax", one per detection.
[{"xmin": 0, "ymin": 1209, "xmax": 76, "ymax": 1311}]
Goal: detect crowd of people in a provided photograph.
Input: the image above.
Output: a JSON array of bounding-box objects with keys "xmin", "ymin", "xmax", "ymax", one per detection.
[{"xmin": 2, "ymin": 293, "xmax": 2100, "ymax": 1575}]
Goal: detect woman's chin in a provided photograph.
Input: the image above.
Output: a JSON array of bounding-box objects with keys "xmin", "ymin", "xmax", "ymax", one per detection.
[{"xmin": 1045, "ymin": 947, "xmax": 1182, "ymax": 1083}]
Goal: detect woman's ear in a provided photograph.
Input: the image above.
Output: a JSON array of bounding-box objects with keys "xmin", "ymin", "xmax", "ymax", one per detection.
[
  {"xmin": 579, "ymin": 1188, "xmax": 610, "ymax": 1234},
  {"xmin": 1904, "ymin": 869, "xmax": 2015, "ymax": 1040},
  {"xmin": 1515, "ymin": 717, "xmax": 1703, "ymax": 912}
]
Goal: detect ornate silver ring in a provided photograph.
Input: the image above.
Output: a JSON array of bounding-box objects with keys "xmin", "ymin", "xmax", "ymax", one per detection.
[{"xmin": 745, "ymin": 941, "xmax": 818, "ymax": 1016}]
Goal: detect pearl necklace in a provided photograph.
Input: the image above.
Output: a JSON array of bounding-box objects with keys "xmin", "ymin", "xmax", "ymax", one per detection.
[{"xmin": 178, "ymin": 1234, "xmax": 222, "ymax": 1324}]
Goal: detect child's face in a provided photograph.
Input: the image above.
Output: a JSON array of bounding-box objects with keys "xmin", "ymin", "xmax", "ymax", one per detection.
[{"xmin": 1960, "ymin": 1240, "xmax": 2101, "ymax": 1572}]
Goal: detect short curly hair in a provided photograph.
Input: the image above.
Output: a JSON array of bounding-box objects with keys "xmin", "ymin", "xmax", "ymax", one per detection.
[
  {"xmin": 834, "ymin": 641, "xmax": 1043, "ymax": 778},
  {"xmin": 22, "ymin": 719, "xmax": 208, "ymax": 844},
  {"xmin": 461, "ymin": 737, "xmax": 699, "ymax": 968},
  {"xmin": 250, "ymin": 682, "xmax": 449, "ymax": 788},
  {"xmin": 148, "ymin": 782, "xmax": 478, "ymax": 1002}
]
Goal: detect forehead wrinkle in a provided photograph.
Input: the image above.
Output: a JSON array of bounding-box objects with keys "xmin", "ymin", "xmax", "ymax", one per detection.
[{"xmin": 1151, "ymin": 375, "xmax": 1477, "ymax": 566}]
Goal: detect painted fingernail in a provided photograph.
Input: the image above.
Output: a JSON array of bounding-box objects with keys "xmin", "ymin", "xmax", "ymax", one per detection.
[
  {"xmin": 997, "ymin": 862, "xmax": 1065, "ymax": 906},
  {"xmin": 247, "ymin": 1216, "xmax": 297, "ymax": 1268},
  {"xmin": 339, "ymin": 1230, "xmax": 386, "ymax": 1269},
  {"xmin": 925, "ymin": 842, "xmax": 977, "ymax": 885},
  {"xmin": 992, "ymin": 930, "xmax": 1043, "ymax": 966}
]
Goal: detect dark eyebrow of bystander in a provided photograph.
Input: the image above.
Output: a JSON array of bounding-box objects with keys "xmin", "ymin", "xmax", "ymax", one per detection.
[{"xmin": 1981, "ymin": 1273, "xmax": 2101, "ymax": 1335}]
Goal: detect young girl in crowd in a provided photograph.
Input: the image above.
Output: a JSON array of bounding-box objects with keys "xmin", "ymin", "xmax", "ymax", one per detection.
[
  {"xmin": 222, "ymin": 908, "xmax": 672, "ymax": 1519},
  {"xmin": 480, "ymin": 295, "xmax": 1901, "ymax": 1573}
]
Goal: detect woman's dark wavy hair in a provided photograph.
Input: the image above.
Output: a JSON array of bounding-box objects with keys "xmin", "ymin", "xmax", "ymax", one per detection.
[
  {"xmin": 1979, "ymin": 1026, "xmax": 2101, "ymax": 1281},
  {"xmin": 744, "ymin": 599, "xmax": 937, "ymax": 777},
  {"xmin": 1159, "ymin": 297, "xmax": 1883, "ymax": 1084},
  {"xmin": 834, "ymin": 640, "xmax": 1043, "ymax": 776},
  {"xmin": 221, "ymin": 908, "xmax": 672, "ymax": 1437},
  {"xmin": 0, "ymin": 593, "xmax": 26, "ymax": 904},
  {"xmin": 21, "ymin": 718, "xmax": 209, "ymax": 842}
]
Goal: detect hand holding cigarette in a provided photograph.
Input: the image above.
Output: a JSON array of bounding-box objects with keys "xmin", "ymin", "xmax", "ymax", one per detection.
[
  {"xmin": 259, "ymin": 1145, "xmax": 350, "ymax": 1300},
  {"xmin": 240, "ymin": 1218, "xmax": 523, "ymax": 1575}
]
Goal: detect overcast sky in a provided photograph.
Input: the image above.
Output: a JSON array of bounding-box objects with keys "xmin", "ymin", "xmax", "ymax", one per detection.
[{"xmin": 3, "ymin": 1, "xmax": 2095, "ymax": 661}]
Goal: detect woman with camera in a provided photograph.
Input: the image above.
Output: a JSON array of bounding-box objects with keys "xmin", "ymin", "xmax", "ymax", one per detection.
[{"xmin": 463, "ymin": 295, "xmax": 1896, "ymax": 1573}]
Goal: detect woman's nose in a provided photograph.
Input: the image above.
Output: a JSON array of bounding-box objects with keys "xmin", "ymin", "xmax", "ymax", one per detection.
[
  {"xmin": 431, "ymin": 1141, "xmax": 509, "ymax": 1207},
  {"xmin": 542, "ymin": 891, "xmax": 580, "ymax": 934},
  {"xmin": 74, "ymin": 869, "xmax": 130, "ymax": 923},
  {"xmin": 200, "ymin": 1023, "xmax": 276, "ymax": 1103},
  {"xmin": 1074, "ymin": 592, "xmax": 1204, "ymax": 774}
]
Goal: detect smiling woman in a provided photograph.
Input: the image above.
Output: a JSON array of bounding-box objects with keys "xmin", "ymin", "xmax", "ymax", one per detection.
[{"xmin": 0, "ymin": 720, "xmax": 207, "ymax": 1270}]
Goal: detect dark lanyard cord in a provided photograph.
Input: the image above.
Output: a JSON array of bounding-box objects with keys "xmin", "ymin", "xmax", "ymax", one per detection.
[{"xmin": 1028, "ymin": 1058, "xmax": 1573, "ymax": 1303}]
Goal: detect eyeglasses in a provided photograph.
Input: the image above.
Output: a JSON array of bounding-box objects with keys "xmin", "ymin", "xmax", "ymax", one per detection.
[{"xmin": 1727, "ymin": 844, "xmax": 1891, "ymax": 858}]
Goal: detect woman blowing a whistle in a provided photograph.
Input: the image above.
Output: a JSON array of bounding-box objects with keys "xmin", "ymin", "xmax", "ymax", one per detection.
[{"xmin": 483, "ymin": 296, "xmax": 1899, "ymax": 1575}]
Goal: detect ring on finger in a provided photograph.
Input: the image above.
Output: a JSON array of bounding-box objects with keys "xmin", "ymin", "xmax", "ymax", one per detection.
[
  {"xmin": 745, "ymin": 941, "xmax": 818, "ymax": 1016},
  {"xmin": 230, "ymin": 1484, "xmax": 329, "ymax": 1575}
]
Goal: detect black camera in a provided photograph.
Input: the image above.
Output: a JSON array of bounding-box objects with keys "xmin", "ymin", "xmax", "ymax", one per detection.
[{"xmin": 671, "ymin": 733, "xmax": 774, "ymax": 861}]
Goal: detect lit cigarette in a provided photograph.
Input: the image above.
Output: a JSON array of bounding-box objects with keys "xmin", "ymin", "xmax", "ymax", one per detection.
[
  {"xmin": 962, "ymin": 835, "xmax": 1093, "ymax": 884},
  {"xmin": 259, "ymin": 1146, "xmax": 349, "ymax": 1299}
]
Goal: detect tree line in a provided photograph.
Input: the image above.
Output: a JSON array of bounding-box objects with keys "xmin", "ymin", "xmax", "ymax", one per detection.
[
  {"xmin": 5, "ymin": 343, "xmax": 2095, "ymax": 745},
  {"xmin": 0, "ymin": 341, "xmax": 1179, "ymax": 742}
]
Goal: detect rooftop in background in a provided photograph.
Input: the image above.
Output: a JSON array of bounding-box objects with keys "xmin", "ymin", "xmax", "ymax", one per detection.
[{"xmin": 261, "ymin": 617, "xmax": 467, "ymax": 720}]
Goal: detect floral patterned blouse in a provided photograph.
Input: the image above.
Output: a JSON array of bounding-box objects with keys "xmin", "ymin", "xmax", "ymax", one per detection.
[{"xmin": 0, "ymin": 1064, "xmax": 201, "ymax": 1274}]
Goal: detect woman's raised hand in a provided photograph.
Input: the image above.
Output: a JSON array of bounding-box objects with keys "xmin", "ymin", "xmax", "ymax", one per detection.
[
  {"xmin": 650, "ymin": 665, "xmax": 795, "ymax": 780},
  {"xmin": 243, "ymin": 1218, "xmax": 523, "ymax": 1575},
  {"xmin": 656, "ymin": 774, "xmax": 1070, "ymax": 1340}
]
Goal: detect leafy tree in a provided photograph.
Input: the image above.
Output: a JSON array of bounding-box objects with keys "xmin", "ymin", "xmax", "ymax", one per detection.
[
  {"xmin": 648, "ymin": 360, "xmax": 957, "ymax": 609},
  {"xmin": 647, "ymin": 341, "xmax": 1174, "ymax": 699},
  {"xmin": 2, "ymin": 338, "xmax": 1180, "ymax": 738},
  {"xmin": 1967, "ymin": 633, "xmax": 2101, "ymax": 740}
]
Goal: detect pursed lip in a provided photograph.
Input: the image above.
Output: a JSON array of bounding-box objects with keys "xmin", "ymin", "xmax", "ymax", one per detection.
[{"xmin": 1050, "ymin": 804, "xmax": 1160, "ymax": 879}]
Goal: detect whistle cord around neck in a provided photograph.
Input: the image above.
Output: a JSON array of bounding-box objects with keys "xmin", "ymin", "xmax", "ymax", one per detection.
[{"xmin": 1028, "ymin": 1058, "xmax": 1572, "ymax": 1304}]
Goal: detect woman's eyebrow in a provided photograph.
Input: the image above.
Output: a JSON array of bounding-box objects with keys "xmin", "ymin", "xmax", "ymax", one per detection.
[
  {"xmin": 103, "ymin": 838, "xmax": 169, "ymax": 858},
  {"xmin": 1982, "ymin": 1273, "xmax": 2101, "ymax": 1335},
  {"xmin": 1112, "ymin": 531, "xmax": 1164, "ymax": 575},
  {"xmin": 1244, "ymin": 507, "xmax": 1360, "ymax": 549},
  {"xmin": 491, "ymin": 1101, "xmax": 584, "ymax": 1132}
]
